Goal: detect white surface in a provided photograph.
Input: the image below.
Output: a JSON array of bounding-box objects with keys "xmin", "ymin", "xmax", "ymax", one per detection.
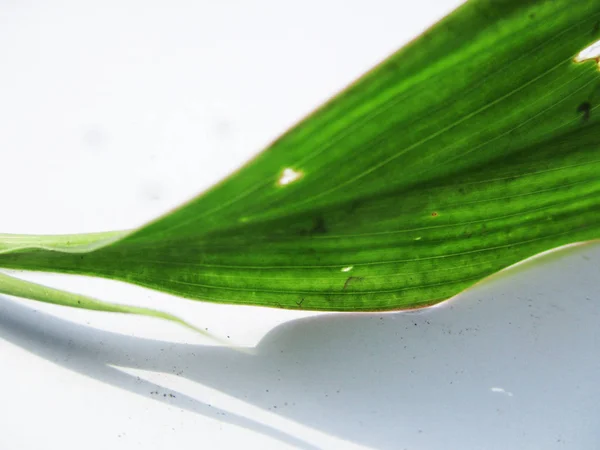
[{"xmin": 1, "ymin": 1, "xmax": 599, "ymax": 449}]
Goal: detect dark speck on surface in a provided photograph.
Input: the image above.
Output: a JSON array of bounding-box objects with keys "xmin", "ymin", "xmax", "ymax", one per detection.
[
  {"xmin": 82, "ymin": 128, "xmax": 107, "ymax": 148},
  {"xmin": 310, "ymin": 216, "xmax": 327, "ymax": 234},
  {"xmin": 577, "ymin": 101, "xmax": 592, "ymax": 122}
]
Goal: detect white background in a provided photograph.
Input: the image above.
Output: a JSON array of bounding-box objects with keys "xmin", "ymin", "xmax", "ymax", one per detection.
[{"xmin": 1, "ymin": 1, "xmax": 599, "ymax": 449}]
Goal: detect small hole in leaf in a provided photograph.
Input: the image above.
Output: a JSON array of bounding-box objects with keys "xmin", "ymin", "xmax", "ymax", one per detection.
[
  {"xmin": 575, "ymin": 39, "xmax": 600, "ymax": 64},
  {"xmin": 341, "ymin": 266, "xmax": 353, "ymax": 272},
  {"xmin": 278, "ymin": 168, "xmax": 303, "ymax": 186}
]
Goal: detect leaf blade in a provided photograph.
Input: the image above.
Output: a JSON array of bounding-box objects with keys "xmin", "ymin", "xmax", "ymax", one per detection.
[{"xmin": 2, "ymin": 0, "xmax": 600, "ymax": 312}]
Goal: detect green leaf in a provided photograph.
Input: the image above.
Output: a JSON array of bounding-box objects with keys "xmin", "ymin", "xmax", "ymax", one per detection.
[
  {"xmin": 2, "ymin": 0, "xmax": 600, "ymax": 313},
  {"xmin": 0, "ymin": 271, "xmax": 212, "ymax": 336}
]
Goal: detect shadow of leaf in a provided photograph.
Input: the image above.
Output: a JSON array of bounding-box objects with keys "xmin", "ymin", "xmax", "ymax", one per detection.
[{"xmin": 1, "ymin": 242, "xmax": 600, "ymax": 449}]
